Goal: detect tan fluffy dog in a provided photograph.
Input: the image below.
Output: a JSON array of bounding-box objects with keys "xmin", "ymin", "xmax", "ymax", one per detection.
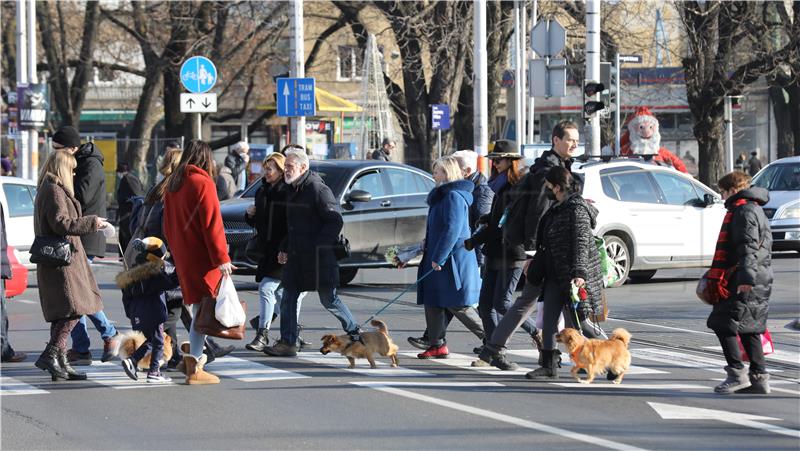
[
  {"xmin": 556, "ymin": 327, "xmax": 632, "ymax": 384},
  {"xmin": 319, "ymin": 320, "xmax": 399, "ymax": 369},
  {"xmin": 116, "ymin": 330, "xmax": 173, "ymax": 371}
]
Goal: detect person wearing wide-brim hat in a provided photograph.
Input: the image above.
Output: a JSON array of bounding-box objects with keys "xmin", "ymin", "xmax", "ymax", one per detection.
[{"xmin": 465, "ymin": 139, "xmax": 540, "ymax": 368}]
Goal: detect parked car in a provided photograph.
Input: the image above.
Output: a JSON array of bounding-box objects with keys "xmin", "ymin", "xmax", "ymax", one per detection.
[
  {"xmin": 572, "ymin": 159, "xmax": 727, "ymax": 286},
  {"xmin": 750, "ymin": 155, "xmax": 800, "ymax": 252},
  {"xmin": 0, "ymin": 176, "xmax": 37, "ymax": 268},
  {"xmin": 221, "ymin": 160, "xmax": 435, "ymax": 285},
  {"xmin": 5, "ymin": 245, "xmax": 28, "ymax": 297}
]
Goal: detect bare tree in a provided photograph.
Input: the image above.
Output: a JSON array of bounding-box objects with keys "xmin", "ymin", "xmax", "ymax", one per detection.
[
  {"xmin": 676, "ymin": 1, "xmax": 800, "ymax": 185},
  {"xmin": 764, "ymin": 1, "xmax": 800, "ymax": 158}
]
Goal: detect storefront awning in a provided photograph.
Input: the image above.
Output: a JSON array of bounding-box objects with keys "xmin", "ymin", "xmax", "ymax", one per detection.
[{"xmin": 257, "ymin": 87, "xmax": 362, "ymax": 113}]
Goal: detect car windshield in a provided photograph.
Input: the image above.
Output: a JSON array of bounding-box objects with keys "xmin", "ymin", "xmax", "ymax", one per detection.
[
  {"xmin": 239, "ymin": 164, "xmax": 347, "ymax": 198},
  {"xmin": 752, "ymin": 162, "xmax": 800, "ymax": 191}
]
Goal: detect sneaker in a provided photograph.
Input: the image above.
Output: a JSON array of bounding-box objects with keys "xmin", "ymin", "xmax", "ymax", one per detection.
[
  {"xmin": 67, "ymin": 349, "xmax": 92, "ymax": 366},
  {"xmin": 101, "ymin": 333, "xmax": 120, "ymax": 362},
  {"xmin": 417, "ymin": 344, "xmax": 449, "ymax": 359},
  {"xmin": 407, "ymin": 336, "xmax": 430, "ymax": 350},
  {"xmin": 146, "ymin": 372, "xmax": 172, "ymax": 383},
  {"xmin": 264, "ymin": 341, "xmax": 298, "ymax": 357},
  {"xmin": 472, "ymin": 345, "xmax": 484, "ymax": 355},
  {"xmin": 121, "ymin": 358, "xmax": 138, "ymax": 381},
  {"xmin": 1, "ymin": 351, "xmax": 27, "ymax": 363},
  {"xmin": 165, "ymin": 355, "xmax": 183, "ymax": 372}
]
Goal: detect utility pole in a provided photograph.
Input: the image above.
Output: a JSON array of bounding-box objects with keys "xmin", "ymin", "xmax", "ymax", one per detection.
[
  {"xmin": 26, "ymin": 0, "xmax": 38, "ymax": 181},
  {"xmin": 513, "ymin": 0, "xmax": 523, "ymax": 150},
  {"xmin": 290, "ymin": 0, "xmax": 306, "ymax": 148},
  {"xmin": 16, "ymin": 0, "xmax": 29, "ymax": 179},
  {"xmin": 527, "ymin": 0, "xmax": 537, "ymax": 144},
  {"xmin": 585, "ymin": 0, "xmax": 601, "ymax": 156},
  {"xmin": 473, "ymin": 0, "xmax": 488, "ymax": 158}
]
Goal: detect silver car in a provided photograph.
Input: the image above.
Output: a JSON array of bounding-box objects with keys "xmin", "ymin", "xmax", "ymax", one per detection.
[{"xmin": 751, "ymin": 155, "xmax": 800, "ymax": 252}]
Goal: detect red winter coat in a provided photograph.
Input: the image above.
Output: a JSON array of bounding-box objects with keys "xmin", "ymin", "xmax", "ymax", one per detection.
[{"xmin": 163, "ymin": 165, "xmax": 230, "ymax": 305}]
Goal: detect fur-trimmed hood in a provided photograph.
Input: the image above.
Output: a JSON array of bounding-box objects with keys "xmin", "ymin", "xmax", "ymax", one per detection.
[{"xmin": 115, "ymin": 260, "xmax": 165, "ymax": 289}]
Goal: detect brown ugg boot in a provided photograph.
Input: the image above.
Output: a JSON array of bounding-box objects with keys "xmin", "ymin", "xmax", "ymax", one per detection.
[{"xmin": 184, "ymin": 354, "xmax": 220, "ymax": 385}]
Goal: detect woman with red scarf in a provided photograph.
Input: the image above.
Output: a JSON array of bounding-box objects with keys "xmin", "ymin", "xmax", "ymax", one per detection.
[{"xmin": 707, "ymin": 171, "xmax": 773, "ymax": 395}]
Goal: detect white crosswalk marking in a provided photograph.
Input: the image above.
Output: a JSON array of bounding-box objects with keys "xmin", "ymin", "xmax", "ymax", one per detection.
[
  {"xmin": 507, "ymin": 349, "xmax": 669, "ymax": 375},
  {"xmin": 550, "ymin": 382, "xmax": 708, "ymax": 390},
  {"xmin": 296, "ymin": 351, "xmax": 434, "ymax": 377},
  {"xmin": 213, "ymin": 356, "xmax": 309, "ymax": 382},
  {"xmin": 86, "ymin": 361, "xmax": 177, "ymax": 388},
  {"xmin": 0, "ymin": 376, "xmax": 49, "ymax": 396},
  {"xmin": 702, "ymin": 346, "xmax": 800, "ymax": 365},
  {"xmin": 399, "ymin": 351, "xmax": 532, "ymax": 376},
  {"xmin": 631, "ymin": 347, "xmax": 783, "ymax": 374}
]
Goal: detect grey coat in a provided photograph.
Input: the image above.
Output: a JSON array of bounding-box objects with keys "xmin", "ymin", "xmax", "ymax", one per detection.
[{"xmin": 34, "ymin": 175, "xmax": 103, "ymax": 322}]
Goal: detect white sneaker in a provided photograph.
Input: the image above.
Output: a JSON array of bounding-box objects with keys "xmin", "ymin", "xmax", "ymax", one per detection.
[
  {"xmin": 146, "ymin": 372, "xmax": 172, "ymax": 384},
  {"xmin": 121, "ymin": 358, "xmax": 138, "ymax": 381}
]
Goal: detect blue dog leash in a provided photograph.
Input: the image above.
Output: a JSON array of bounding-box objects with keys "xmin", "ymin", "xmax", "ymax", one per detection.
[{"xmin": 359, "ymin": 266, "xmax": 438, "ymax": 328}]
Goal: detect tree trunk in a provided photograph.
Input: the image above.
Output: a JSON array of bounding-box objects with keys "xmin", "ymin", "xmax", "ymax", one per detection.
[
  {"xmin": 693, "ymin": 114, "xmax": 725, "ymax": 186},
  {"xmin": 125, "ymin": 65, "xmax": 164, "ymax": 186},
  {"xmin": 68, "ymin": 0, "xmax": 100, "ymax": 129},
  {"xmin": 788, "ymin": 83, "xmax": 800, "ymax": 157},
  {"xmin": 770, "ymin": 85, "xmax": 794, "ymax": 159}
]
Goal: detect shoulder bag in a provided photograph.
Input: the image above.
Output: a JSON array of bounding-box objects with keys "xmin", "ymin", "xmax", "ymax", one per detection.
[{"xmin": 30, "ymin": 236, "xmax": 73, "ymax": 267}]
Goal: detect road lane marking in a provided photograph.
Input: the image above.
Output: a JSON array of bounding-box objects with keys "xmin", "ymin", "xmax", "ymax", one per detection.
[
  {"xmin": 649, "ymin": 402, "xmax": 800, "ymax": 439},
  {"xmin": 213, "ymin": 356, "xmax": 309, "ymax": 382},
  {"xmin": 296, "ymin": 351, "xmax": 434, "ymax": 377},
  {"xmin": 630, "ymin": 348, "xmax": 781, "ymax": 374},
  {"xmin": 550, "ymin": 382, "xmax": 708, "ymax": 390},
  {"xmin": 11, "ymin": 299, "xmax": 37, "ymax": 304},
  {"xmin": 354, "ymin": 381, "xmax": 504, "ymax": 388},
  {"xmin": 0, "ymin": 376, "xmax": 48, "ymax": 395},
  {"xmin": 507, "ymin": 349, "xmax": 669, "ymax": 375},
  {"xmin": 354, "ymin": 382, "xmax": 648, "ymax": 451},
  {"xmin": 702, "ymin": 346, "xmax": 800, "ymax": 365},
  {"xmin": 399, "ymin": 351, "xmax": 532, "ymax": 376},
  {"xmin": 609, "ymin": 319, "xmax": 716, "ymax": 336}
]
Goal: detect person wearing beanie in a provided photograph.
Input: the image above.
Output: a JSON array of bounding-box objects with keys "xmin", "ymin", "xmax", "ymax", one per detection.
[
  {"xmin": 53, "ymin": 126, "xmax": 119, "ymax": 366},
  {"xmin": 243, "ymin": 152, "xmax": 308, "ymax": 352},
  {"xmin": 115, "ymin": 237, "xmax": 179, "ymax": 383}
]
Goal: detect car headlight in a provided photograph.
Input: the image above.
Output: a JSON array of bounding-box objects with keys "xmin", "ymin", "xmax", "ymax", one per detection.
[{"xmin": 776, "ymin": 201, "xmax": 800, "ymax": 220}]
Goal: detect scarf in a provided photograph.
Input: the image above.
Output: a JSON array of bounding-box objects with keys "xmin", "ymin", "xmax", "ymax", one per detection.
[
  {"xmin": 488, "ymin": 171, "xmax": 508, "ymax": 193},
  {"xmin": 707, "ymin": 198, "xmax": 748, "ymax": 299}
]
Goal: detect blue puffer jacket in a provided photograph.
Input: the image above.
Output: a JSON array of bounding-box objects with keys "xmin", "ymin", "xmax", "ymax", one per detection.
[{"xmin": 417, "ymin": 179, "xmax": 481, "ymax": 308}]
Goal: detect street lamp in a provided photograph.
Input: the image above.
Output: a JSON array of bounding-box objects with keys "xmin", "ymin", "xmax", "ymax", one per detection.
[{"xmin": 724, "ymin": 95, "xmax": 743, "ymax": 172}]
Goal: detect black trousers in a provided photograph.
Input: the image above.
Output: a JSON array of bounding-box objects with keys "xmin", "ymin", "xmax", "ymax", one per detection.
[
  {"xmin": 424, "ymin": 306, "xmax": 449, "ymax": 347},
  {"xmin": 716, "ymin": 332, "xmax": 766, "ymax": 374}
]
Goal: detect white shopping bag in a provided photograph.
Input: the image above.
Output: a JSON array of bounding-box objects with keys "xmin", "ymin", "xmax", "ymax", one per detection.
[
  {"xmin": 215, "ymin": 276, "xmax": 245, "ymax": 327},
  {"xmin": 534, "ymin": 303, "xmax": 565, "ymax": 331}
]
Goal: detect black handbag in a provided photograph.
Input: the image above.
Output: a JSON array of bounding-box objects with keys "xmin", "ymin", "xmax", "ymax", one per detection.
[
  {"xmin": 333, "ymin": 234, "xmax": 351, "ymax": 261},
  {"xmin": 30, "ymin": 235, "xmax": 73, "ymax": 267}
]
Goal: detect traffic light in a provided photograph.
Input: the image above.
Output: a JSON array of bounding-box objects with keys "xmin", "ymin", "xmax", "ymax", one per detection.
[{"xmin": 583, "ymin": 80, "xmax": 605, "ymax": 119}]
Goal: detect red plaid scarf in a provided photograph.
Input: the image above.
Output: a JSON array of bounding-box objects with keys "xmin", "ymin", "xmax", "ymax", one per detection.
[{"xmin": 708, "ymin": 198, "xmax": 749, "ymax": 299}]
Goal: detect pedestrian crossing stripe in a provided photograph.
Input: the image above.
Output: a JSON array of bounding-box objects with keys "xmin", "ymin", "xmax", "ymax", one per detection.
[
  {"xmin": 550, "ymin": 383, "xmax": 708, "ymax": 390},
  {"xmin": 213, "ymin": 356, "xmax": 309, "ymax": 382},
  {"xmin": 399, "ymin": 351, "xmax": 531, "ymax": 376},
  {"xmin": 295, "ymin": 351, "xmax": 434, "ymax": 377},
  {"xmin": 506, "ymin": 349, "xmax": 669, "ymax": 375},
  {"xmin": 631, "ymin": 347, "xmax": 783, "ymax": 374},
  {"xmin": 702, "ymin": 346, "xmax": 800, "ymax": 365},
  {"xmin": 0, "ymin": 376, "xmax": 48, "ymax": 396}
]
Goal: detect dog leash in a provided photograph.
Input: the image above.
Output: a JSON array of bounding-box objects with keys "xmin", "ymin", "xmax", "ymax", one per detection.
[{"xmin": 359, "ymin": 266, "xmax": 437, "ymax": 328}]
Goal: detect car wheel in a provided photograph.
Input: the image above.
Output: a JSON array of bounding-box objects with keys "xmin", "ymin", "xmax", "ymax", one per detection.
[
  {"xmin": 604, "ymin": 235, "xmax": 630, "ymax": 288},
  {"xmin": 629, "ymin": 270, "xmax": 657, "ymax": 283},
  {"xmin": 339, "ymin": 268, "xmax": 358, "ymax": 286}
]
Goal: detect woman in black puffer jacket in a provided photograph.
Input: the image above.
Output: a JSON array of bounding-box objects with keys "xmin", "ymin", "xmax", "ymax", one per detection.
[
  {"xmin": 707, "ymin": 171, "xmax": 772, "ymax": 395},
  {"xmin": 527, "ymin": 166, "xmax": 604, "ymax": 380}
]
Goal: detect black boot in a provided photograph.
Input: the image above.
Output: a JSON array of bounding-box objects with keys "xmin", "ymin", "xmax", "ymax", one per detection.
[
  {"xmin": 735, "ymin": 373, "xmax": 770, "ymax": 394},
  {"xmin": 57, "ymin": 349, "xmax": 87, "ymax": 381},
  {"xmin": 35, "ymin": 344, "xmax": 68, "ymax": 380},
  {"xmin": 537, "ymin": 348, "xmax": 562, "ymax": 368},
  {"xmin": 526, "ymin": 349, "xmax": 559, "ymax": 380},
  {"xmin": 245, "ymin": 328, "xmax": 269, "ymax": 352}
]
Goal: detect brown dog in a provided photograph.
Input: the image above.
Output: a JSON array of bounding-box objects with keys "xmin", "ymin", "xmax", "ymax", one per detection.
[
  {"xmin": 115, "ymin": 330, "xmax": 173, "ymax": 371},
  {"xmin": 556, "ymin": 327, "xmax": 632, "ymax": 384},
  {"xmin": 320, "ymin": 320, "xmax": 399, "ymax": 369}
]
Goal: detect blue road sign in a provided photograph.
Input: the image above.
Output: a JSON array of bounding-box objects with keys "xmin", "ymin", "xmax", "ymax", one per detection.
[
  {"xmin": 180, "ymin": 56, "xmax": 217, "ymax": 94},
  {"xmin": 431, "ymin": 104, "xmax": 450, "ymax": 130},
  {"xmin": 276, "ymin": 78, "xmax": 316, "ymax": 117}
]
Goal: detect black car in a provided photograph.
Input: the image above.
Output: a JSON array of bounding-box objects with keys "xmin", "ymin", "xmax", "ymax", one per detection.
[{"xmin": 221, "ymin": 160, "xmax": 435, "ymax": 285}]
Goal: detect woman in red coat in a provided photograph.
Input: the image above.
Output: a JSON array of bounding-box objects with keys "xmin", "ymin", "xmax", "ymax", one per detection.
[{"xmin": 163, "ymin": 140, "xmax": 234, "ymax": 385}]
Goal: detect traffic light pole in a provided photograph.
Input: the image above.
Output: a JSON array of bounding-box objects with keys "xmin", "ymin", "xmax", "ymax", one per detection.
[
  {"xmin": 614, "ymin": 53, "xmax": 621, "ymax": 157},
  {"xmin": 290, "ymin": 0, "xmax": 306, "ymax": 149},
  {"xmin": 585, "ymin": 0, "xmax": 601, "ymax": 156}
]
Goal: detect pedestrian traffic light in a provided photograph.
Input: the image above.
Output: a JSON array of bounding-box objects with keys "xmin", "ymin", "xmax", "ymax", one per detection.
[{"xmin": 583, "ymin": 80, "xmax": 606, "ymax": 120}]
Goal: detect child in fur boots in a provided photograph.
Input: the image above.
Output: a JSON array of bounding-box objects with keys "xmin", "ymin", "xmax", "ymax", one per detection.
[{"xmin": 115, "ymin": 237, "xmax": 179, "ymax": 383}]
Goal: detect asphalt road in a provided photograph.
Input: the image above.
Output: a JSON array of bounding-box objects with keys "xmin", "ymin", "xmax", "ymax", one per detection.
[{"xmin": 2, "ymin": 253, "xmax": 799, "ymax": 450}]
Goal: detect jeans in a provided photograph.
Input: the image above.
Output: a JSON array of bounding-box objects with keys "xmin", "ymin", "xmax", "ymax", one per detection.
[
  {"xmin": 1, "ymin": 280, "xmax": 17, "ymax": 360},
  {"xmin": 717, "ymin": 332, "xmax": 766, "ymax": 374},
  {"xmin": 478, "ymin": 267, "xmax": 536, "ymax": 342},
  {"xmin": 131, "ymin": 323, "xmax": 165, "ymax": 374},
  {"xmin": 487, "ymin": 280, "xmax": 541, "ymax": 352},
  {"xmin": 189, "ymin": 304, "xmax": 205, "ymax": 359},
  {"xmin": 258, "ymin": 277, "xmax": 304, "ymax": 329},
  {"xmin": 279, "ymin": 286, "xmax": 358, "ymax": 345},
  {"xmin": 70, "ymin": 311, "xmax": 118, "ymax": 353}
]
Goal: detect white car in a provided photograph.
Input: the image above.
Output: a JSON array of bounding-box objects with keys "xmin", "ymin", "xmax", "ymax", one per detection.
[
  {"xmin": 750, "ymin": 155, "xmax": 800, "ymax": 252},
  {"xmin": 1, "ymin": 176, "xmax": 37, "ymax": 268},
  {"xmin": 573, "ymin": 159, "xmax": 726, "ymax": 286}
]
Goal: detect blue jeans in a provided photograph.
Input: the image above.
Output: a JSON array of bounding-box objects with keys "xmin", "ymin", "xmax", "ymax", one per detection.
[
  {"xmin": 70, "ymin": 311, "xmax": 118, "ymax": 353},
  {"xmin": 478, "ymin": 267, "xmax": 536, "ymax": 341},
  {"xmin": 189, "ymin": 304, "xmax": 205, "ymax": 359},
  {"xmin": 279, "ymin": 286, "xmax": 358, "ymax": 345},
  {"xmin": 258, "ymin": 277, "xmax": 305, "ymax": 329}
]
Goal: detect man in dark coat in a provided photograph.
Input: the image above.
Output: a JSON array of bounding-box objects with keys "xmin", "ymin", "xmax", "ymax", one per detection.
[
  {"xmin": 1, "ymin": 203, "xmax": 26, "ymax": 362},
  {"xmin": 224, "ymin": 141, "xmax": 250, "ymax": 190},
  {"xmin": 264, "ymin": 149, "xmax": 361, "ymax": 357},
  {"xmin": 747, "ymin": 151, "xmax": 763, "ymax": 176},
  {"xmin": 51, "ymin": 125, "xmax": 118, "ymax": 365},
  {"xmin": 115, "ymin": 163, "xmax": 144, "ymax": 253},
  {"xmin": 371, "ymin": 138, "xmax": 394, "ymax": 161}
]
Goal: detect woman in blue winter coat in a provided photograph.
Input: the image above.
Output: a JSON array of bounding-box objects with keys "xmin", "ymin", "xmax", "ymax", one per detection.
[{"xmin": 417, "ymin": 156, "xmax": 481, "ymax": 359}]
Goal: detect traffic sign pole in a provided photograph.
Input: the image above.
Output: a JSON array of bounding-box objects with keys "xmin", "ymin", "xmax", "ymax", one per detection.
[
  {"xmin": 290, "ymin": 0, "xmax": 305, "ymax": 149},
  {"xmin": 615, "ymin": 53, "xmax": 620, "ymax": 156}
]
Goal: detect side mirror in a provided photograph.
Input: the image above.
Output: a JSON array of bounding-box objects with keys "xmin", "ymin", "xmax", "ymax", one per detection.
[
  {"xmin": 703, "ymin": 193, "xmax": 716, "ymax": 208},
  {"xmin": 346, "ymin": 189, "xmax": 372, "ymax": 203}
]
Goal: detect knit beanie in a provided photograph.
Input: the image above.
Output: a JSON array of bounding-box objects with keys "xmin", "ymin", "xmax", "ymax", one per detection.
[
  {"xmin": 52, "ymin": 126, "xmax": 81, "ymax": 148},
  {"xmin": 266, "ymin": 152, "xmax": 285, "ymax": 172},
  {"xmin": 131, "ymin": 237, "xmax": 168, "ymax": 265}
]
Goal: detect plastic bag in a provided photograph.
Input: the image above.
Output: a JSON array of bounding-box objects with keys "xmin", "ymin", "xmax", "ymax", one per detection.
[
  {"xmin": 595, "ymin": 236, "xmax": 619, "ymax": 288},
  {"xmin": 215, "ymin": 276, "xmax": 245, "ymax": 328},
  {"xmin": 737, "ymin": 329, "xmax": 774, "ymax": 362},
  {"xmin": 534, "ymin": 302, "xmax": 565, "ymax": 331}
]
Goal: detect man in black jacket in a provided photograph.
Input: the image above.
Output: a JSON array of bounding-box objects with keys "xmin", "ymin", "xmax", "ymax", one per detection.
[
  {"xmin": 51, "ymin": 126, "xmax": 119, "ymax": 365},
  {"xmin": 115, "ymin": 163, "xmax": 144, "ymax": 253},
  {"xmin": 225, "ymin": 141, "xmax": 250, "ymax": 191},
  {"xmin": 475, "ymin": 121, "xmax": 583, "ymax": 370},
  {"xmin": 1, "ymin": 203, "xmax": 26, "ymax": 363},
  {"xmin": 264, "ymin": 149, "xmax": 361, "ymax": 357}
]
